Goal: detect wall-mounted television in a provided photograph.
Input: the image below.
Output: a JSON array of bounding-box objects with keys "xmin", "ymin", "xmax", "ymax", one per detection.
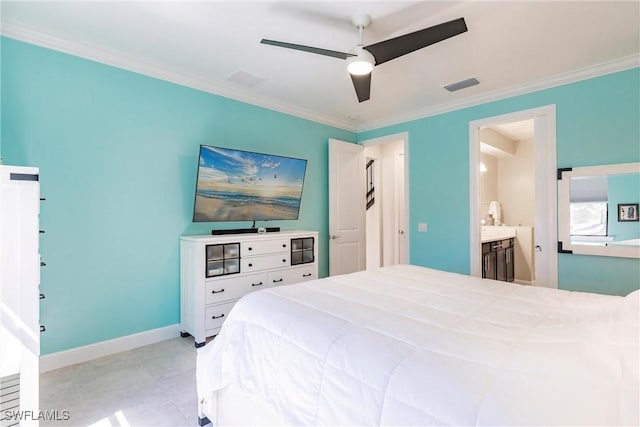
[{"xmin": 193, "ymin": 145, "xmax": 307, "ymax": 223}]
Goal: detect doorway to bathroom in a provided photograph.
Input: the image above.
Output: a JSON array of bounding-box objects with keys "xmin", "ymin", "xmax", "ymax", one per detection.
[{"xmin": 469, "ymin": 105, "xmax": 558, "ymax": 288}]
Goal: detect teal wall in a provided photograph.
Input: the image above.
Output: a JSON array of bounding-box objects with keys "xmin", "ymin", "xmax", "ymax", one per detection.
[
  {"xmin": 1, "ymin": 37, "xmax": 355, "ymax": 354},
  {"xmin": 3, "ymin": 35, "xmax": 639, "ymax": 355},
  {"xmin": 608, "ymin": 174, "xmax": 640, "ymax": 241},
  {"xmin": 359, "ymin": 68, "xmax": 640, "ymax": 296}
]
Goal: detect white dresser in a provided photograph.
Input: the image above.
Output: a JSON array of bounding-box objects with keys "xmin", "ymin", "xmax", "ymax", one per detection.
[
  {"xmin": 0, "ymin": 165, "xmax": 41, "ymax": 426},
  {"xmin": 180, "ymin": 230, "xmax": 318, "ymax": 347}
]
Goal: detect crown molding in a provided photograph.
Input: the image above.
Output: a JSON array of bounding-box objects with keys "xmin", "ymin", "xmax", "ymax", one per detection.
[
  {"xmin": 1, "ymin": 20, "xmax": 357, "ymax": 132},
  {"xmin": 2, "ymin": 19, "xmax": 637, "ymax": 135},
  {"xmin": 356, "ymin": 54, "xmax": 640, "ymax": 132}
]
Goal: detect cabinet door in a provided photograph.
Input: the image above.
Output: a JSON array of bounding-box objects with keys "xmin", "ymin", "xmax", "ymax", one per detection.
[
  {"xmin": 496, "ymin": 249, "xmax": 507, "ymax": 281},
  {"xmin": 206, "ymin": 243, "xmax": 240, "ymax": 277},
  {"xmin": 505, "ymin": 247, "xmax": 515, "ymax": 282},
  {"xmin": 482, "ymin": 252, "xmax": 497, "ymax": 280},
  {"xmin": 291, "ymin": 237, "xmax": 315, "ymax": 265}
]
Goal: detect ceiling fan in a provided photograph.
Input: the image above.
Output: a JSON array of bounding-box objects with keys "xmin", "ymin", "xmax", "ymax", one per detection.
[{"xmin": 261, "ymin": 14, "xmax": 468, "ymax": 103}]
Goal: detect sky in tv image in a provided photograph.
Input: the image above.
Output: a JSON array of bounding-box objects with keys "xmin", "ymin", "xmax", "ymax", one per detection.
[{"xmin": 194, "ymin": 145, "xmax": 307, "ymax": 222}]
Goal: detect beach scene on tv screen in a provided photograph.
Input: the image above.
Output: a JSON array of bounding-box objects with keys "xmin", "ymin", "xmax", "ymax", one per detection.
[{"xmin": 194, "ymin": 146, "xmax": 307, "ymax": 222}]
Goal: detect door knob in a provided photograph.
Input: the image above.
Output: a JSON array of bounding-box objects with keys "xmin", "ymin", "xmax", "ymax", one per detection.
[
  {"xmin": 535, "ymin": 245, "xmax": 542, "ymax": 252},
  {"xmin": 329, "ymin": 234, "xmax": 340, "ymax": 240}
]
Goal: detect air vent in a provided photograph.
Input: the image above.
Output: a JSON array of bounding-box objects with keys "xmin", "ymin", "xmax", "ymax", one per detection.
[
  {"xmin": 226, "ymin": 71, "xmax": 266, "ymax": 88},
  {"xmin": 444, "ymin": 77, "xmax": 479, "ymax": 92},
  {"xmin": 1, "ymin": 373, "xmax": 20, "ymax": 426}
]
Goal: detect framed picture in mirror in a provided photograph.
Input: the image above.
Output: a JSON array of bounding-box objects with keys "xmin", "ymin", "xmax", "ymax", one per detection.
[{"xmin": 618, "ymin": 203, "xmax": 639, "ymax": 222}]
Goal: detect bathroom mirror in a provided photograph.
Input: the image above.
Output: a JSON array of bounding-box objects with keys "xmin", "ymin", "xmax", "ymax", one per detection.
[{"xmin": 558, "ymin": 162, "xmax": 640, "ymax": 258}]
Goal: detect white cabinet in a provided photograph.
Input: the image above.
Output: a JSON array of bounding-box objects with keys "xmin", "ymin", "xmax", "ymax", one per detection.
[
  {"xmin": 180, "ymin": 231, "xmax": 318, "ymax": 347},
  {"xmin": 0, "ymin": 165, "xmax": 41, "ymax": 426}
]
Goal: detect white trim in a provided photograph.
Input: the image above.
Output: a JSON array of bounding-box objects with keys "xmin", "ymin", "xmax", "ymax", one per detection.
[
  {"xmin": 39, "ymin": 324, "xmax": 181, "ymax": 372},
  {"xmin": 359, "ymin": 55, "xmax": 639, "ymax": 132},
  {"xmin": 359, "ymin": 132, "xmax": 409, "ymax": 148},
  {"xmin": 469, "ymin": 105, "xmax": 558, "ymax": 288},
  {"xmin": 536, "ymin": 109, "xmax": 558, "ymax": 289},
  {"xmin": 1, "ymin": 20, "xmax": 355, "ymax": 132},
  {"xmin": 360, "ymin": 132, "xmax": 410, "ymax": 264},
  {"xmin": 2, "ymin": 19, "xmax": 637, "ymax": 134}
]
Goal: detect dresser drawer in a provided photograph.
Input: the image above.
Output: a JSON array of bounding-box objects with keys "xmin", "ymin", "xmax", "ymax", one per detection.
[
  {"xmin": 241, "ymin": 239, "xmax": 289, "ymax": 257},
  {"xmin": 205, "ymin": 301, "xmax": 236, "ymax": 331},
  {"xmin": 206, "ymin": 272, "xmax": 268, "ymax": 305},
  {"xmin": 269, "ymin": 265, "xmax": 317, "ymax": 287},
  {"xmin": 242, "ymin": 253, "xmax": 290, "ymax": 273}
]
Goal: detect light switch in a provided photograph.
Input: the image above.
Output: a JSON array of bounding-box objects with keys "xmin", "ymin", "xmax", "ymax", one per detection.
[{"xmin": 418, "ymin": 222, "xmax": 427, "ymax": 232}]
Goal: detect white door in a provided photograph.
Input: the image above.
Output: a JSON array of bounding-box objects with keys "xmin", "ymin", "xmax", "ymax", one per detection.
[
  {"xmin": 395, "ymin": 152, "xmax": 408, "ymax": 264},
  {"xmin": 328, "ymin": 139, "xmax": 365, "ymax": 276}
]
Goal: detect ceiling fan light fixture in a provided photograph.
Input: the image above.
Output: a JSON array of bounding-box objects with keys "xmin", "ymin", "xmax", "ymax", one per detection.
[
  {"xmin": 347, "ymin": 47, "xmax": 375, "ymax": 75},
  {"xmin": 260, "ymin": 14, "xmax": 468, "ymax": 102}
]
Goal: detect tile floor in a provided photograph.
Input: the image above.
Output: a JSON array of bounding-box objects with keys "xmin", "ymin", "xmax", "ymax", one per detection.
[{"xmin": 39, "ymin": 336, "xmax": 200, "ymax": 427}]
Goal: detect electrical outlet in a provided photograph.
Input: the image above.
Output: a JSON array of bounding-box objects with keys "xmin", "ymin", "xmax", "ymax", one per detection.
[{"xmin": 418, "ymin": 222, "xmax": 427, "ymax": 232}]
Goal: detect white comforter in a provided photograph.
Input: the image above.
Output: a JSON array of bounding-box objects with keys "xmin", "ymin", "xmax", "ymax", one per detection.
[{"xmin": 197, "ymin": 265, "xmax": 640, "ymax": 426}]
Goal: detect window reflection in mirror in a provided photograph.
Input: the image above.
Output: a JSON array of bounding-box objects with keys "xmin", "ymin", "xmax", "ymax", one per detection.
[{"xmin": 570, "ymin": 201, "xmax": 607, "ymax": 236}]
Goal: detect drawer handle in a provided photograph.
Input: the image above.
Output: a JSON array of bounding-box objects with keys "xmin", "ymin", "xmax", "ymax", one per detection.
[
  {"xmin": 211, "ymin": 289, "xmax": 225, "ymax": 294},
  {"xmin": 282, "ymin": 244, "xmax": 286, "ymax": 248},
  {"xmin": 211, "ymin": 314, "xmax": 225, "ymax": 320},
  {"xmin": 302, "ymin": 273, "xmax": 312, "ymax": 277},
  {"xmin": 248, "ymin": 263, "xmax": 253, "ymax": 267},
  {"xmin": 40, "ymin": 325, "xmax": 46, "ymax": 332},
  {"xmin": 252, "ymin": 282, "xmax": 263, "ymax": 287},
  {"xmin": 248, "ymin": 247, "xmax": 252, "ymax": 251},
  {"xmin": 272, "ymin": 278, "xmax": 283, "ymax": 283},
  {"xmin": 282, "ymin": 259, "xmax": 286, "ymax": 263}
]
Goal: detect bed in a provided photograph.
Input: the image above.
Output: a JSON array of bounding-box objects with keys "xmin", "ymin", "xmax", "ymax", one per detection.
[{"xmin": 196, "ymin": 264, "xmax": 639, "ymax": 426}]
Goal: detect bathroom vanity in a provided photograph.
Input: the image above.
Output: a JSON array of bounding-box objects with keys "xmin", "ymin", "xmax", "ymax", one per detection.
[{"xmin": 482, "ymin": 227, "xmax": 516, "ymax": 282}]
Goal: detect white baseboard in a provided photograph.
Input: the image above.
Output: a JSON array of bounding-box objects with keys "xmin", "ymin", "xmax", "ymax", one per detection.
[{"xmin": 39, "ymin": 324, "xmax": 181, "ymax": 373}]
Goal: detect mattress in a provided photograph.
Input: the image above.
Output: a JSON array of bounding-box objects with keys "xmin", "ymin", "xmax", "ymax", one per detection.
[{"xmin": 197, "ymin": 264, "xmax": 640, "ymax": 426}]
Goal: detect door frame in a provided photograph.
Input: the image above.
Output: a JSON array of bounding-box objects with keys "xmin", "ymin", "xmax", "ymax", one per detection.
[
  {"xmin": 360, "ymin": 132, "xmax": 410, "ymax": 265},
  {"xmin": 469, "ymin": 105, "xmax": 558, "ymax": 288}
]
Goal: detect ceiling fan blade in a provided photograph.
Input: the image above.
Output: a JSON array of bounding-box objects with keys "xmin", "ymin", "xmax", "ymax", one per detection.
[
  {"xmin": 261, "ymin": 39, "xmax": 355, "ymax": 60},
  {"xmin": 350, "ymin": 73, "xmax": 371, "ymax": 103},
  {"xmin": 364, "ymin": 17, "xmax": 467, "ymax": 65}
]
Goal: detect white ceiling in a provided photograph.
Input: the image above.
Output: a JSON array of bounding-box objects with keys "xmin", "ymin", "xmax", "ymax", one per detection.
[
  {"xmin": 491, "ymin": 119, "xmax": 535, "ymax": 142},
  {"xmin": 2, "ymin": 1, "xmax": 639, "ymax": 132}
]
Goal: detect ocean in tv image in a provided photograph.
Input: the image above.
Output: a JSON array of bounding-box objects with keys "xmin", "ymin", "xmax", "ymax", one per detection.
[{"xmin": 193, "ymin": 145, "xmax": 307, "ymax": 222}]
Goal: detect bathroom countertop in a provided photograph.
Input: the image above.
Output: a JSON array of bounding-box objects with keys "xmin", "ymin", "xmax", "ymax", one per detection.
[{"xmin": 481, "ymin": 226, "xmax": 517, "ymax": 243}]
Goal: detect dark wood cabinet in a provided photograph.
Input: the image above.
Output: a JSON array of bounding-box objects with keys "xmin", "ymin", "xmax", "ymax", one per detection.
[{"xmin": 482, "ymin": 238, "xmax": 514, "ymax": 282}]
